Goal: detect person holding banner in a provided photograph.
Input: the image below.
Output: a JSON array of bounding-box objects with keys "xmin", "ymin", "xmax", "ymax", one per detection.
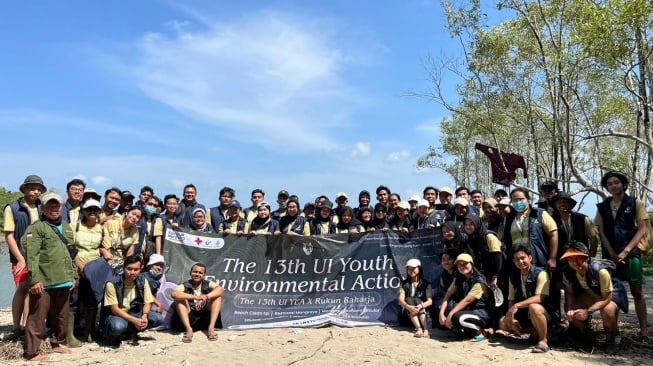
[
  {"xmin": 189, "ymin": 208, "xmax": 214, "ymax": 233},
  {"xmin": 278, "ymin": 199, "xmax": 310, "ymax": 235},
  {"xmin": 248, "ymin": 201, "xmax": 280, "ymax": 235},
  {"xmin": 398, "ymin": 259, "xmax": 433, "ymax": 338},
  {"xmin": 220, "ymin": 200, "xmax": 249, "ymax": 235},
  {"xmin": 171, "ymin": 263, "xmax": 224, "ymax": 343}
]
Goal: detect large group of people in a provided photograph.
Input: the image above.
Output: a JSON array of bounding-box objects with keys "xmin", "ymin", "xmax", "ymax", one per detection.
[{"xmin": 3, "ymin": 171, "xmax": 650, "ymax": 359}]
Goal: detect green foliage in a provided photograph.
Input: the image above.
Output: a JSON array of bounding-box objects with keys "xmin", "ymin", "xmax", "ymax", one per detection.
[
  {"xmin": 420, "ymin": 0, "xmax": 653, "ymax": 200},
  {"xmin": 0, "ymin": 187, "xmax": 22, "ymax": 227}
]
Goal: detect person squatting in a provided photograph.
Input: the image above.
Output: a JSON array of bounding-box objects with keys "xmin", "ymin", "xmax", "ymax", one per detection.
[{"xmin": 3, "ymin": 172, "xmax": 649, "ymax": 359}]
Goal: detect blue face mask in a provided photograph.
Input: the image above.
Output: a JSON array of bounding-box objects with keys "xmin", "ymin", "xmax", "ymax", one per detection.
[
  {"xmin": 144, "ymin": 205, "xmax": 157, "ymax": 216},
  {"xmin": 512, "ymin": 201, "xmax": 528, "ymax": 212}
]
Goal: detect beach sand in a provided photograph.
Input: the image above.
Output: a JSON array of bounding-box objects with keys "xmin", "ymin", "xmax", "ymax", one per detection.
[{"xmin": 1, "ymin": 285, "xmax": 653, "ymax": 365}]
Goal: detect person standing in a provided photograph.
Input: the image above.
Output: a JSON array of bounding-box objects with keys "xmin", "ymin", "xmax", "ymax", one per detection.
[
  {"xmin": 62, "ymin": 178, "xmax": 85, "ymax": 224},
  {"xmin": 22, "ymin": 192, "xmax": 78, "ymax": 361},
  {"xmin": 4, "ymin": 174, "xmax": 46, "ymax": 339},
  {"xmin": 596, "ymin": 171, "xmax": 650, "ymax": 339}
]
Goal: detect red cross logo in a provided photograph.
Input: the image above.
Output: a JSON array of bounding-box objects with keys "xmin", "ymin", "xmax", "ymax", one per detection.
[{"xmin": 195, "ymin": 237, "xmax": 203, "ymax": 246}]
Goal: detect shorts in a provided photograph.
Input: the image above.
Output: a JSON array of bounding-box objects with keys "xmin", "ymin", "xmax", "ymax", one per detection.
[
  {"xmin": 626, "ymin": 257, "xmax": 645, "ymax": 285},
  {"xmin": 12, "ymin": 264, "xmax": 28, "ymax": 285},
  {"xmin": 514, "ymin": 306, "xmax": 552, "ymax": 327}
]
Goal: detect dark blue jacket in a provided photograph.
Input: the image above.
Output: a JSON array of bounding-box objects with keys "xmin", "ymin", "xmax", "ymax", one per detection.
[
  {"xmin": 597, "ymin": 195, "xmax": 639, "ymax": 257},
  {"xmin": 563, "ymin": 259, "xmax": 628, "ymax": 313},
  {"xmin": 504, "ymin": 207, "xmax": 550, "ymax": 268},
  {"xmin": 6, "ymin": 198, "xmax": 40, "ymax": 264}
]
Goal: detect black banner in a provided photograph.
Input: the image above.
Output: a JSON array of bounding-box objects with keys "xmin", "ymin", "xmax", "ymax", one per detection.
[{"xmin": 160, "ymin": 228, "xmax": 442, "ymax": 329}]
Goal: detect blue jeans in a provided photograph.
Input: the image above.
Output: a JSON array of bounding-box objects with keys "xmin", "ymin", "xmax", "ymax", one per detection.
[{"xmin": 103, "ymin": 312, "xmax": 163, "ymax": 340}]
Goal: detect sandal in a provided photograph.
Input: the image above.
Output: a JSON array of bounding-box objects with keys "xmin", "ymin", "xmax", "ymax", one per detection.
[
  {"xmin": 182, "ymin": 334, "xmax": 193, "ymax": 343},
  {"xmin": 470, "ymin": 335, "xmax": 486, "ymax": 342},
  {"xmin": 413, "ymin": 329, "xmax": 423, "ymax": 338},
  {"xmin": 421, "ymin": 330, "xmax": 430, "ymax": 338},
  {"xmin": 207, "ymin": 333, "xmax": 218, "ymax": 341},
  {"xmin": 532, "ymin": 343, "xmax": 550, "ymax": 353}
]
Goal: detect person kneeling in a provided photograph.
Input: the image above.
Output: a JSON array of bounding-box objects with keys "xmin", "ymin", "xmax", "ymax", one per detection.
[
  {"xmin": 99, "ymin": 255, "xmax": 164, "ymax": 346},
  {"xmin": 561, "ymin": 241, "xmax": 628, "ymax": 354},
  {"xmin": 171, "ymin": 263, "xmax": 224, "ymax": 343},
  {"xmin": 499, "ymin": 246, "xmax": 553, "ymax": 353}
]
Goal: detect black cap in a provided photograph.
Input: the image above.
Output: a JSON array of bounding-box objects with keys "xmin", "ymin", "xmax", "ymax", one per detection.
[
  {"xmin": 551, "ymin": 191, "xmax": 577, "ymax": 209},
  {"xmin": 278, "ymin": 190, "xmax": 289, "ymax": 198},
  {"xmin": 540, "ymin": 180, "xmax": 558, "ymax": 191},
  {"xmin": 121, "ymin": 190, "xmax": 135, "ymax": 199}
]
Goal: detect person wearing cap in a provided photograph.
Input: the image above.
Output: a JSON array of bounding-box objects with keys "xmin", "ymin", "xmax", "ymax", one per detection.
[
  {"xmin": 311, "ymin": 200, "xmax": 338, "ymax": 234},
  {"xmin": 171, "ymin": 262, "xmax": 224, "ymax": 343},
  {"xmin": 495, "ymin": 197, "xmax": 512, "ymax": 241},
  {"xmin": 561, "ymin": 241, "xmax": 628, "ymax": 353},
  {"xmin": 99, "ymin": 255, "xmax": 163, "ymax": 347},
  {"xmin": 71, "ymin": 198, "xmax": 106, "ymax": 344},
  {"xmin": 334, "ymin": 192, "xmax": 349, "ymax": 216},
  {"xmin": 408, "ymin": 194, "xmax": 421, "ymax": 219},
  {"xmin": 4, "ymin": 174, "xmax": 46, "ymax": 339},
  {"xmin": 82, "ymin": 188, "xmax": 102, "ymax": 203},
  {"xmin": 412, "ymin": 199, "xmax": 441, "ymax": 230},
  {"xmin": 596, "ymin": 171, "xmax": 650, "ymax": 339},
  {"xmin": 436, "ymin": 186, "xmax": 454, "ymax": 214},
  {"xmin": 118, "ymin": 190, "xmax": 135, "ymax": 215},
  {"xmin": 208, "ymin": 187, "xmax": 236, "ymax": 232},
  {"xmin": 178, "ymin": 184, "xmax": 206, "ymax": 229},
  {"xmin": 99, "ymin": 187, "xmax": 122, "ymax": 225},
  {"xmin": 551, "ymin": 192, "xmax": 599, "ymax": 257},
  {"xmin": 375, "ymin": 185, "xmax": 391, "ymax": 206},
  {"xmin": 398, "ymin": 259, "xmax": 433, "ymax": 338},
  {"xmin": 438, "ymin": 253, "xmax": 496, "ymax": 340},
  {"xmin": 499, "ymin": 245, "xmax": 553, "ymax": 353},
  {"xmin": 390, "ymin": 201, "xmax": 412, "ymax": 233},
  {"xmin": 302, "ymin": 202, "xmax": 316, "ymax": 220},
  {"xmin": 536, "ymin": 180, "xmax": 559, "ymax": 215},
  {"xmin": 448, "ymin": 197, "xmax": 470, "ymax": 225},
  {"xmin": 22, "ymin": 192, "xmax": 78, "ymax": 360},
  {"xmin": 139, "ymin": 254, "xmax": 166, "ymax": 315},
  {"xmin": 63, "ymin": 178, "xmax": 86, "ymax": 224},
  {"xmin": 353, "ymin": 190, "xmax": 372, "ymax": 220},
  {"xmin": 456, "ymin": 187, "xmax": 480, "ymax": 217},
  {"xmin": 220, "ymin": 200, "xmax": 249, "ymax": 235},
  {"xmin": 101, "ymin": 206, "xmax": 142, "ymax": 267},
  {"xmin": 248, "ymin": 201, "xmax": 280, "ymax": 235},
  {"xmin": 278, "ymin": 199, "xmax": 310, "ymax": 235},
  {"xmin": 272, "ymin": 190, "xmax": 290, "ymax": 221},
  {"xmin": 244, "ymin": 189, "xmax": 265, "ymax": 224}
]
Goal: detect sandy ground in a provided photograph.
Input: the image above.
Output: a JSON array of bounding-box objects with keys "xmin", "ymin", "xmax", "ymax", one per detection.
[{"xmin": 1, "ymin": 286, "xmax": 653, "ymax": 366}]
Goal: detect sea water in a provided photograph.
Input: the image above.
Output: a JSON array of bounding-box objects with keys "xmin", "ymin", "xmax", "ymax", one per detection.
[{"xmin": 0, "ymin": 254, "xmax": 13, "ymax": 307}]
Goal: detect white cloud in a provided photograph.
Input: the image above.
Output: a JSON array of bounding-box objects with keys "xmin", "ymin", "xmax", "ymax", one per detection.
[
  {"xmin": 350, "ymin": 142, "xmax": 371, "ymax": 158},
  {"xmin": 126, "ymin": 10, "xmax": 364, "ymax": 153},
  {"xmin": 386, "ymin": 150, "xmax": 411, "ymax": 163},
  {"xmin": 91, "ymin": 176, "xmax": 112, "ymax": 186},
  {"xmin": 414, "ymin": 119, "xmax": 442, "ymax": 136}
]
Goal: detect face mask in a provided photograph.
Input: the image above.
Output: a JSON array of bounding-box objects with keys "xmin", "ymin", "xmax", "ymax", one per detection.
[
  {"xmin": 149, "ymin": 269, "xmax": 163, "ymax": 280},
  {"xmin": 144, "ymin": 205, "xmax": 157, "ymax": 216},
  {"xmin": 512, "ymin": 201, "xmax": 528, "ymax": 212}
]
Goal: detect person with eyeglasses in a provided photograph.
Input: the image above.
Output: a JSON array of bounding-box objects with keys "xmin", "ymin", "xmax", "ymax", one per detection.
[{"xmin": 63, "ymin": 178, "xmax": 86, "ymax": 224}]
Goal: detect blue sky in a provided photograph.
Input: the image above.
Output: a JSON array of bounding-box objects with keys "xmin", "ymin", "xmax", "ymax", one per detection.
[{"xmin": 0, "ymin": 0, "xmax": 465, "ymax": 206}]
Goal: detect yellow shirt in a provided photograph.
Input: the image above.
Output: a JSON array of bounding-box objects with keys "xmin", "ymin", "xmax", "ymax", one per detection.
[
  {"xmin": 102, "ymin": 220, "xmax": 140, "ymax": 266},
  {"xmin": 104, "ymin": 281, "xmax": 154, "ymax": 311},
  {"xmin": 508, "ymin": 270, "xmax": 550, "ymax": 301},
  {"xmin": 68, "ymin": 206, "xmax": 81, "ymax": 225},
  {"xmin": 175, "ymin": 280, "xmax": 219, "ymax": 295},
  {"xmin": 510, "ymin": 208, "xmax": 557, "ymax": 249},
  {"xmin": 73, "ymin": 222, "xmax": 103, "ymax": 265},
  {"xmin": 3, "ymin": 202, "xmax": 39, "ymax": 232},
  {"xmin": 563, "ymin": 268, "xmax": 613, "ymax": 302},
  {"xmin": 595, "ymin": 198, "xmax": 648, "ymax": 225},
  {"xmin": 145, "ymin": 217, "xmax": 164, "ymax": 237}
]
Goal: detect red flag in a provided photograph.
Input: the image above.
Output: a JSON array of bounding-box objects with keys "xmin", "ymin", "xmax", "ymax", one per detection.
[{"xmin": 474, "ymin": 143, "xmax": 527, "ymax": 185}]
